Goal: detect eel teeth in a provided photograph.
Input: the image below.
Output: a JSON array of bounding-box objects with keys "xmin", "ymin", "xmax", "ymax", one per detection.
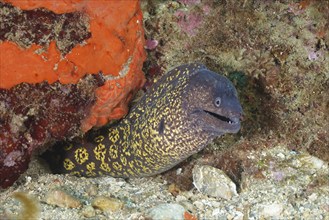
[{"xmin": 203, "ymin": 110, "xmax": 239, "ymax": 124}]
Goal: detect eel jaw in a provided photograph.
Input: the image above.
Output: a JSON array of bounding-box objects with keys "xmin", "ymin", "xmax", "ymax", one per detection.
[{"xmin": 203, "ymin": 110, "xmax": 241, "ymax": 133}]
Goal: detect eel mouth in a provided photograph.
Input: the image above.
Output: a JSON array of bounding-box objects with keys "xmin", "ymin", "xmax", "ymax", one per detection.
[{"xmin": 203, "ymin": 110, "xmax": 240, "ymax": 125}]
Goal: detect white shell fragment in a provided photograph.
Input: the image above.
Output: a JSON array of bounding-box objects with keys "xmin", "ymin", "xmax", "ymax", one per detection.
[{"xmin": 192, "ymin": 165, "xmax": 238, "ymax": 200}]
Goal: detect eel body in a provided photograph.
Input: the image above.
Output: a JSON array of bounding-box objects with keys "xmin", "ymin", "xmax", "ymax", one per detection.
[{"xmin": 45, "ymin": 63, "xmax": 242, "ymax": 178}]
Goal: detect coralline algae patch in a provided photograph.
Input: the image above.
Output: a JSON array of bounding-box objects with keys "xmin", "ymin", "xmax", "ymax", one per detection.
[{"xmin": 0, "ymin": 0, "xmax": 146, "ymax": 188}]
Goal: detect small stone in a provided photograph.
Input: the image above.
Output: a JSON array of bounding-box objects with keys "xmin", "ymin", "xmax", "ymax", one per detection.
[
  {"xmin": 212, "ymin": 208, "xmax": 221, "ymax": 215},
  {"xmin": 24, "ymin": 176, "xmax": 32, "ymax": 186},
  {"xmin": 227, "ymin": 213, "xmax": 234, "ymax": 220},
  {"xmin": 129, "ymin": 212, "xmax": 147, "ymax": 220},
  {"xmin": 176, "ymin": 195, "xmax": 187, "ymax": 202},
  {"xmin": 276, "ymin": 152, "xmax": 285, "ymax": 159},
  {"xmin": 145, "ymin": 39, "xmax": 158, "ymax": 50},
  {"xmin": 12, "ymin": 192, "xmax": 40, "ymax": 220},
  {"xmin": 82, "ymin": 205, "xmax": 96, "ymax": 218},
  {"xmin": 176, "ymin": 168, "xmax": 183, "ymax": 175},
  {"xmin": 261, "ymin": 203, "xmax": 283, "ymax": 218},
  {"xmin": 45, "ymin": 189, "xmax": 81, "ymax": 208},
  {"xmin": 147, "ymin": 203, "xmax": 185, "ymax": 220},
  {"xmin": 193, "ymin": 200, "xmax": 204, "ymax": 210},
  {"xmin": 86, "ymin": 184, "xmax": 98, "ymax": 196},
  {"xmin": 234, "ymin": 211, "xmax": 244, "ymax": 220},
  {"xmin": 184, "ymin": 211, "xmax": 198, "ymax": 220},
  {"xmin": 299, "ymin": 154, "xmax": 327, "ymax": 170},
  {"xmin": 92, "ymin": 196, "xmax": 124, "ymax": 212},
  {"xmin": 308, "ymin": 193, "xmax": 318, "ymax": 202},
  {"xmin": 192, "ymin": 165, "xmax": 238, "ymax": 200},
  {"xmin": 168, "ymin": 183, "xmax": 181, "ymax": 196}
]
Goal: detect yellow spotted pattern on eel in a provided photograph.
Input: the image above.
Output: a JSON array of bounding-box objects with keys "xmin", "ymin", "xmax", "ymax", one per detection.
[
  {"xmin": 93, "ymin": 143, "xmax": 106, "ymax": 161},
  {"xmin": 74, "ymin": 148, "xmax": 89, "ymax": 165},
  {"xmin": 86, "ymin": 162, "xmax": 97, "ymax": 176},
  {"xmin": 63, "ymin": 158, "xmax": 75, "ymax": 170}
]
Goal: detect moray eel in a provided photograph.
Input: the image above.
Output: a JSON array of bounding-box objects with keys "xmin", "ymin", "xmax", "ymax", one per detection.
[{"xmin": 44, "ymin": 63, "xmax": 242, "ymax": 178}]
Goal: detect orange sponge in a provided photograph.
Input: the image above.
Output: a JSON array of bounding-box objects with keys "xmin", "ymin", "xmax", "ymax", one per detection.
[{"xmin": 0, "ymin": 0, "xmax": 146, "ymax": 131}]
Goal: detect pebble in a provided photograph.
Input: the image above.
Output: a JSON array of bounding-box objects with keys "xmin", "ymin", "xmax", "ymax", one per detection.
[
  {"xmin": 308, "ymin": 193, "xmax": 318, "ymax": 202},
  {"xmin": 176, "ymin": 195, "xmax": 187, "ymax": 202},
  {"xmin": 192, "ymin": 165, "xmax": 238, "ymax": 200},
  {"xmin": 24, "ymin": 176, "xmax": 32, "ymax": 186},
  {"xmin": 86, "ymin": 184, "xmax": 98, "ymax": 196},
  {"xmin": 260, "ymin": 203, "xmax": 283, "ymax": 218},
  {"xmin": 147, "ymin": 203, "xmax": 185, "ymax": 220},
  {"xmin": 176, "ymin": 168, "xmax": 183, "ymax": 175},
  {"xmin": 212, "ymin": 208, "xmax": 225, "ymax": 217},
  {"xmin": 92, "ymin": 196, "xmax": 124, "ymax": 212},
  {"xmin": 45, "ymin": 189, "xmax": 81, "ymax": 208},
  {"xmin": 193, "ymin": 200, "xmax": 204, "ymax": 210},
  {"xmin": 168, "ymin": 183, "xmax": 181, "ymax": 196},
  {"xmin": 145, "ymin": 39, "xmax": 158, "ymax": 50},
  {"xmin": 276, "ymin": 152, "xmax": 285, "ymax": 160},
  {"xmin": 234, "ymin": 211, "xmax": 244, "ymax": 220},
  {"xmin": 12, "ymin": 192, "xmax": 40, "ymax": 220},
  {"xmin": 82, "ymin": 205, "xmax": 96, "ymax": 218},
  {"xmin": 299, "ymin": 154, "xmax": 327, "ymax": 171}
]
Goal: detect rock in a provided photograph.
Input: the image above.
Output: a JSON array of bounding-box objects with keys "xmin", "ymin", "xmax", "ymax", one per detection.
[
  {"xmin": 168, "ymin": 183, "xmax": 181, "ymax": 196},
  {"xmin": 92, "ymin": 196, "xmax": 124, "ymax": 213},
  {"xmin": 176, "ymin": 195, "xmax": 188, "ymax": 202},
  {"xmin": 298, "ymin": 154, "xmax": 328, "ymax": 172},
  {"xmin": 192, "ymin": 165, "xmax": 237, "ymax": 200},
  {"xmin": 86, "ymin": 184, "xmax": 98, "ymax": 196},
  {"xmin": 308, "ymin": 193, "xmax": 318, "ymax": 202},
  {"xmin": 147, "ymin": 203, "xmax": 186, "ymax": 220},
  {"xmin": 82, "ymin": 205, "xmax": 96, "ymax": 218},
  {"xmin": 234, "ymin": 211, "xmax": 244, "ymax": 220},
  {"xmin": 260, "ymin": 203, "xmax": 283, "ymax": 218},
  {"xmin": 45, "ymin": 189, "xmax": 81, "ymax": 208},
  {"xmin": 193, "ymin": 200, "xmax": 205, "ymax": 210},
  {"xmin": 12, "ymin": 192, "xmax": 40, "ymax": 220}
]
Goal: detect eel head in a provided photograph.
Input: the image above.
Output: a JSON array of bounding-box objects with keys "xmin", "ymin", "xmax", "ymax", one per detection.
[{"xmin": 185, "ymin": 69, "xmax": 243, "ymax": 135}]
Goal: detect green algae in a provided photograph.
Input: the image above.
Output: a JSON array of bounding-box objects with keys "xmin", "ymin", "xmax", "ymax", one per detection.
[{"xmin": 228, "ymin": 71, "xmax": 248, "ymax": 89}]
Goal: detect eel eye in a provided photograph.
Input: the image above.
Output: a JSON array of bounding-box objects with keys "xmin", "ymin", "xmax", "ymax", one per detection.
[{"xmin": 214, "ymin": 97, "xmax": 221, "ymax": 107}]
